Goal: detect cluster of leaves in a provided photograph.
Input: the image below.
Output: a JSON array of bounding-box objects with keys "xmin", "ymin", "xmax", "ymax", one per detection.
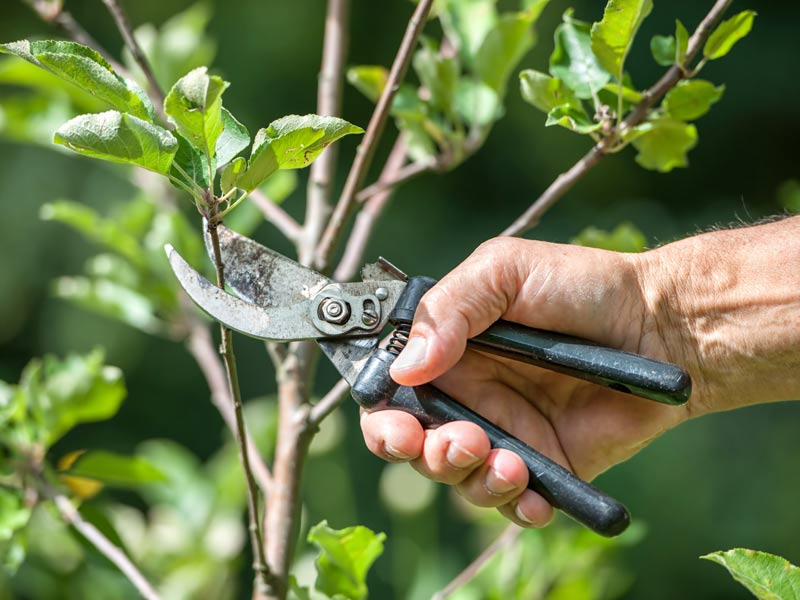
[
  {"xmin": 703, "ymin": 549, "xmax": 800, "ymax": 600},
  {"xmin": 348, "ymin": 0, "xmax": 549, "ymax": 168},
  {"xmin": 450, "ymin": 519, "xmax": 644, "ymax": 600},
  {"xmin": 519, "ymin": 2, "xmax": 756, "ymax": 172},
  {"xmin": 0, "ymin": 38, "xmax": 362, "ymax": 220}
]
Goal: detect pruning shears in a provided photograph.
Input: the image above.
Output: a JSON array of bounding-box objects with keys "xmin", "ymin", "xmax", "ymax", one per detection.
[{"xmin": 165, "ymin": 225, "xmax": 691, "ymax": 537}]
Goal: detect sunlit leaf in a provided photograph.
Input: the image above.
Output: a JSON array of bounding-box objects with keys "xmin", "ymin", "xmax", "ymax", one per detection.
[
  {"xmin": 519, "ymin": 69, "xmax": 582, "ymax": 113},
  {"xmin": 591, "ymin": 0, "xmax": 653, "ymax": 78},
  {"xmin": 571, "ymin": 222, "xmax": 647, "ymax": 252},
  {"xmin": 54, "ymin": 110, "xmax": 178, "ymax": 175},
  {"xmin": 307, "ymin": 520, "xmax": 386, "ymax": 600},
  {"xmin": 703, "ymin": 10, "xmax": 757, "ymax": 60},
  {"xmin": 220, "ymin": 156, "xmax": 246, "ymax": 194},
  {"xmin": 439, "ymin": 0, "xmax": 498, "ymax": 66},
  {"xmin": 474, "ymin": 10, "xmax": 538, "ymax": 93},
  {"xmin": 215, "ymin": 107, "xmax": 250, "ymax": 167},
  {"xmin": 61, "ymin": 450, "xmax": 166, "ymax": 488},
  {"xmin": 413, "ymin": 38, "xmax": 459, "ymax": 114},
  {"xmin": 346, "ymin": 65, "xmax": 388, "ymax": 103},
  {"xmin": 546, "ymin": 105, "xmax": 600, "ymax": 134},
  {"xmin": 164, "ymin": 66, "xmax": 228, "ymax": 161},
  {"xmin": 171, "ymin": 132, "xmax": 212, "ymax": 190},
  {"xmin": 628, "ymin": 118, "xmax": 697, "ymax": 172},
  {"xmin": 675, "ymin": 20, "xmax": 689, "ymax": 65},
  {"xmin": 702, "ymin": 549, "xmax": 800, "ymax": 600},
  {"xmin": 550, "ymin": 10, "xmax": 611, "ymax": 100},
  {"xmin": 455, "ymin": 78, "xmax": 500, "ymax": 127},
  {"xmin": 238, "ymin": 114, "xmax": 363, "ymax": 192},
  {"xmin": 0, "ymin": 40, "xmax": 152, "ymax": 120},
  {"xmin": 0, "ymin": 488, "xmax": 30, "ymax": 542},
  {"xmin": 650, "ymin": 34, "xmax": 676, "ymax": 67},
  {"xmin": 663, "ymin": 80, "xmax": 724, "ymax": 121}
]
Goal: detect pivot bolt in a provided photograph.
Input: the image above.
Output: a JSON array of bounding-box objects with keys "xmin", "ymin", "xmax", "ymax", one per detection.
[
  {"xmin": 362, "ymin": 309, "xmax": 379, "ymax": 327},
  {"xmin": 320, "ymin": 298, "xmax": 350, "ymax": 324}
]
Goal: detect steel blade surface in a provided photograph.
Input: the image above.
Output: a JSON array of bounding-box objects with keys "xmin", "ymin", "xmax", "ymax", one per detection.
[
  {"xmin": 204, "ymin": 222, "xmax": 330, "ymax": 307},
  {"xmin": 318, "ymin": 337, "xmax": 379, "ymax": 385}
]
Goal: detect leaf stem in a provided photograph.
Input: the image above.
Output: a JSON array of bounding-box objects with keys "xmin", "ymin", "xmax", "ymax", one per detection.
[
  {"xmin": 502, "ymin": 0, "xmax": 733, "ymax": 236},
  {"xmin": 51, "ymin": 492, "xmax": 162, "ymax": 600},
  {"xmin": 313, "ymin": 0, "xmax": 435, "ymax": 270}
]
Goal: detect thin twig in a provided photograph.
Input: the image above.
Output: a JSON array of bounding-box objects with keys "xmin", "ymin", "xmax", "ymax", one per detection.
[
  {"xmin": 249, "ymin": 188, "xmax": 303, "ymax": 243},
  {"xmin": 206, "ymin": 218, "xmax": 274, "ymax": 596},
  {"xmin": 334, "ymin": 135, "xmax": 410, "ymax": 282},
  {"xmin": 501, "ymin": 0, "xmax": 733, "ymax": 236},
  {"xmin": 432, "ymin": 524, "xmax": 521, "ymax": 600},
  {"xmin": 184, "ymin": 310, "xmax": 273, "ymax": 494},
  {"xmin": 355, "ymin": 159, "xmax": 433, "ymax": 204},
  {"xmin": 100, "ymin": 0, "xmax": 166, "ymax": 109},
  {"xmin": 301, "ymin": 0, "xmax": 351, "ymax": 265},
  {"xmin": 314, "ymin": 0, "xmax": 435, "ymax": 270},
  {"xmin": 52, "ymin": 493, "xmax": 162, "ymax": 600},
  {"xmin": 308, "ymin": 378, "xmax": 351, "ymax": 427}
]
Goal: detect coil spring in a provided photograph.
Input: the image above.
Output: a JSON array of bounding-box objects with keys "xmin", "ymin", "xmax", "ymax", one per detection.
[{"xmin": 387, "ymin": 322, "xmax": 411, "ymax": 355}]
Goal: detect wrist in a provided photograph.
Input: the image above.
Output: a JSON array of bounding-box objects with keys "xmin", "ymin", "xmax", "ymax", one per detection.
[{"xmin": 634, "ymin": 216, "xmax": 800, "ymax": 417}]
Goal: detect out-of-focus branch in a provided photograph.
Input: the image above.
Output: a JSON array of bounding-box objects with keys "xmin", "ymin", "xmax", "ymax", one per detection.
[
  {"xmin": 249, "ymin": 189, "xmax": 303, "ymax": 243},
  {"xmin": 501, "ymin": 0, "xmax": 733, "ymax": 237},
  {"xmin": 301, "ymin": 0, "xmax": 350, "ymax": 266},
  {"xmin": 355, "ymin": 159, "xmax": 433, "ymax": 204},
  {"xmin": 308, "ymin": 378, "xmax": 351, "ymax": 427},
  {"xmin": 314, "ymin": 0, "xmax": 435, "ymax": 270},
  {"xmin": 334, "ymin": 135, "xmax": 409, "ymax": 282},
  {"xmin": 100, "ymin": 0, "xmax": 165, "ymax": 109},
  {"xmin": 432, "ymin": 524, "xmax": 521, "ymax": 600},
  {"xmin": 52, "ymin": 493, "xmax": 162, "ymax": 600}
]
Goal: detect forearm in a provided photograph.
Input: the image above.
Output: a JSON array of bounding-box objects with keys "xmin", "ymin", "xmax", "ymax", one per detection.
[{"xmin": 636, "ymin": 216, "xmax": 800, "ymax": 416}]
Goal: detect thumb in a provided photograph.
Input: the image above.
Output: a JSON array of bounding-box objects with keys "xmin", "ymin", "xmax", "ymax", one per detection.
[{"xmin": 389, "ymin": 239, "xmax": 524, "ymax": 386}]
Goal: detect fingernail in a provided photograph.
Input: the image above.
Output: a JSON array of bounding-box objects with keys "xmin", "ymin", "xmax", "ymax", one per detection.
[
  {"xmin": 515, "ymin": 503, "xmax": 535, "ymax": 525},
  {"xmin": 485, "ymin": 468, "xmax": 517, "ymax": 495},
  {"xmin": 384, "ymin": 443, "xmax": 412, "ymax": 461},
  {"xmin": 391, "ymin": 337, "xmax": 427, "ymax": 372},
  {"xmin": 446, "ymin": 441, "xmax": 480, "ymax": 469}
]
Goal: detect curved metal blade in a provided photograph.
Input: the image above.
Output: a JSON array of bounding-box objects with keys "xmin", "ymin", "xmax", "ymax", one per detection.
[
  {"xmin": 167, "ymin": 244, "xmax": 324, "ymax": 340},
  {"xmin": 203, "ymin": 222, "xmax": 330, "ymax": 307},
  {"xmin": 319, "ymin": 337, "xmax": 379, "ymax": 385}
]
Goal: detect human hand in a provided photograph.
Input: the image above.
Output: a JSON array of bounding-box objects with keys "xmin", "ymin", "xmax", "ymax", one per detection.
[{"xmin": 359, "ymin": 217, "xmax": 800, "ymax": 527}]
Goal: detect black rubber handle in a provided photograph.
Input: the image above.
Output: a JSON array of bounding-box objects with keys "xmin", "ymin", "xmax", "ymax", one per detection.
[
  {"xmin": 470, "ymin": 321, "xmax": 691, "ymax": 405},
  {"xmin": 351, "ymin": 349, "xmax": 631, "ymax": 537}
]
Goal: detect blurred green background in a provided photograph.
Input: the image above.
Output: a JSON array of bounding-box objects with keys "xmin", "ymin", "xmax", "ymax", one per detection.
[{"xmin": 0, "ymin": 0, "xmax": 798, "ymax": 598}]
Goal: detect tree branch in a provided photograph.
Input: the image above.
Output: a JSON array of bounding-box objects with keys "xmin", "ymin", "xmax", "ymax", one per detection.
[
  {"xmin": 334, "ymin": 135, "xmax": 410, "ymax": 282},
  {"xmin": 314, "ymin": 0, "xmax": 435, "ymax": 270},
  {"xmin": 206, "ymin": 217, "xmax": 274, "ymax": 596},
  {"xmin": 249, "ymin": 188, "xmax": 303, "ymax": 243},
  {"xmin": 308, "ymin": 378, "xmax": 351, "ymax": 427},
  {"xmin": 501, "ymin": 0, "xmax": 733, "ymax": 237},
  {"xmin": 52, "ymin": 493, "xmax": 162, "ymax": 600},
  {"xmin": 301, "ymin": 0, "xmax": 350, "ymax": 266},
  {"xmin": 432, "ymin": 524, "xmax": 521, "ymax": 600},
  {"xmin": 354, "ymin": 158, "xmax": 432, "ymax": 204},
  {"xmin": 100, "ymin": 0, "xmax": 166, "ymax": 109}
]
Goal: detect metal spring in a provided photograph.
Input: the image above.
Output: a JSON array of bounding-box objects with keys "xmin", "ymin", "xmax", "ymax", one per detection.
[{"xmin": 387, "ymin": 322, "xmax": 410, "ymax": 355}]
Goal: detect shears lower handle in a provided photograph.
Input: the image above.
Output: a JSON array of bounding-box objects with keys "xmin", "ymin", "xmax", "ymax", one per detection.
[{"xmin": 351, "ymin": 349, "xmax": 630, "ymax": 537}]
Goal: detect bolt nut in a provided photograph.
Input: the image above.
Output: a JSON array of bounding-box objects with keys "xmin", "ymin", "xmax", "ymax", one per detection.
[{"xmin": 319, "ymin": 297, "xmax": 350, "ymax": 324}]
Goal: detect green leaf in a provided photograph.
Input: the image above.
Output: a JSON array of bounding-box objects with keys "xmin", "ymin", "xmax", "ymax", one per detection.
[
  {"xmin": 703, "ymin": 10, "xmax": 757, "ymax": 60},
  {"xmin": 308, "ymin": 520, "xmax": 386, "ymax": 600},
  {"xmin": 702, "ymin": 549, "xmax": 800, "ymax": 600},
  {"xmin": 602, "ymin": 82, "xmax": 642, "ymax": 104},
  {"xmin": 220, "ymin": 156, "xmax": 246, "ymax": 194},
  {"xmin": 546, "ymin": 105, "xmax": 601, "ymax": 134},
  {"xmin": 439, "ymin": 0, "xmax": 498, "ymax": 67},
  {"xmin": 628, "ymin": 118, "xmax": 697, "ymax": 172},
  {"xmin": 778, "ymin": 179, "xmax": 800, "ymax": 214},
  {"xmin": 550, "ymin": 10, "xmax": 611, "ymax": 100},
  {"xmin": 24, "ymin": 350, "xmax": 126, "ymax": 447},
  {"xmin": 571, "ymin": 222, "xmax": 647, "ymax": 252},
  {"xmin": 662, "ymin": 80, "xmax": 724, "ymax": 121},
  {"xmin": 238, "ymin": 114, "xmax": 363, "ymax": 192},
  {"xmin": 0, "ymin": 488, "xmax": 30, "ymax": 542},
  {"xmin": 519, "ymin": 69, "xmax": 582, "ymax": 113},
  {"xmin": 171, "ymin": 132, "xmax": 212, "ymax": 190},
  {"xmin": 413, "ymin": 38, "xmax": 459, "ymax": 114},
  {"xmin": 164, "ymin": 66, "xmax": 228, "ymax": 161},
  {"xmin": 455, "ymin": 78, "xmax": 500, "ymax": 127},
  {"xmin": 215, "ymin": 107, "xmax": 250, "ymax": 167},
  {"xmin": 62, "ymin": 450, "xmax": 166, "ymax": 488},
  {"xmin": 675, "ymin": 20, "xmax": 689, "ymax": 65},
  {"xmin": 0, "ymin": 40, "xmax": 153, "ymax": 120},
  {"xmin": 54, "ymin": 110, "xmax": 178, "ymax": 175},
  {"xmin": 590, "ymin": 0, "xmax": 653, "ymax": 78},
  {"xmin": 650, "ymin": 35, "xmax": 676, "ymax": 67},
  {"xmin": 474, "ymin": 11, "xmax": 537, "ymax": 93},
  {"xmin": 347, "ymin": 65, "xmax": 388, "ymax": 103}
]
